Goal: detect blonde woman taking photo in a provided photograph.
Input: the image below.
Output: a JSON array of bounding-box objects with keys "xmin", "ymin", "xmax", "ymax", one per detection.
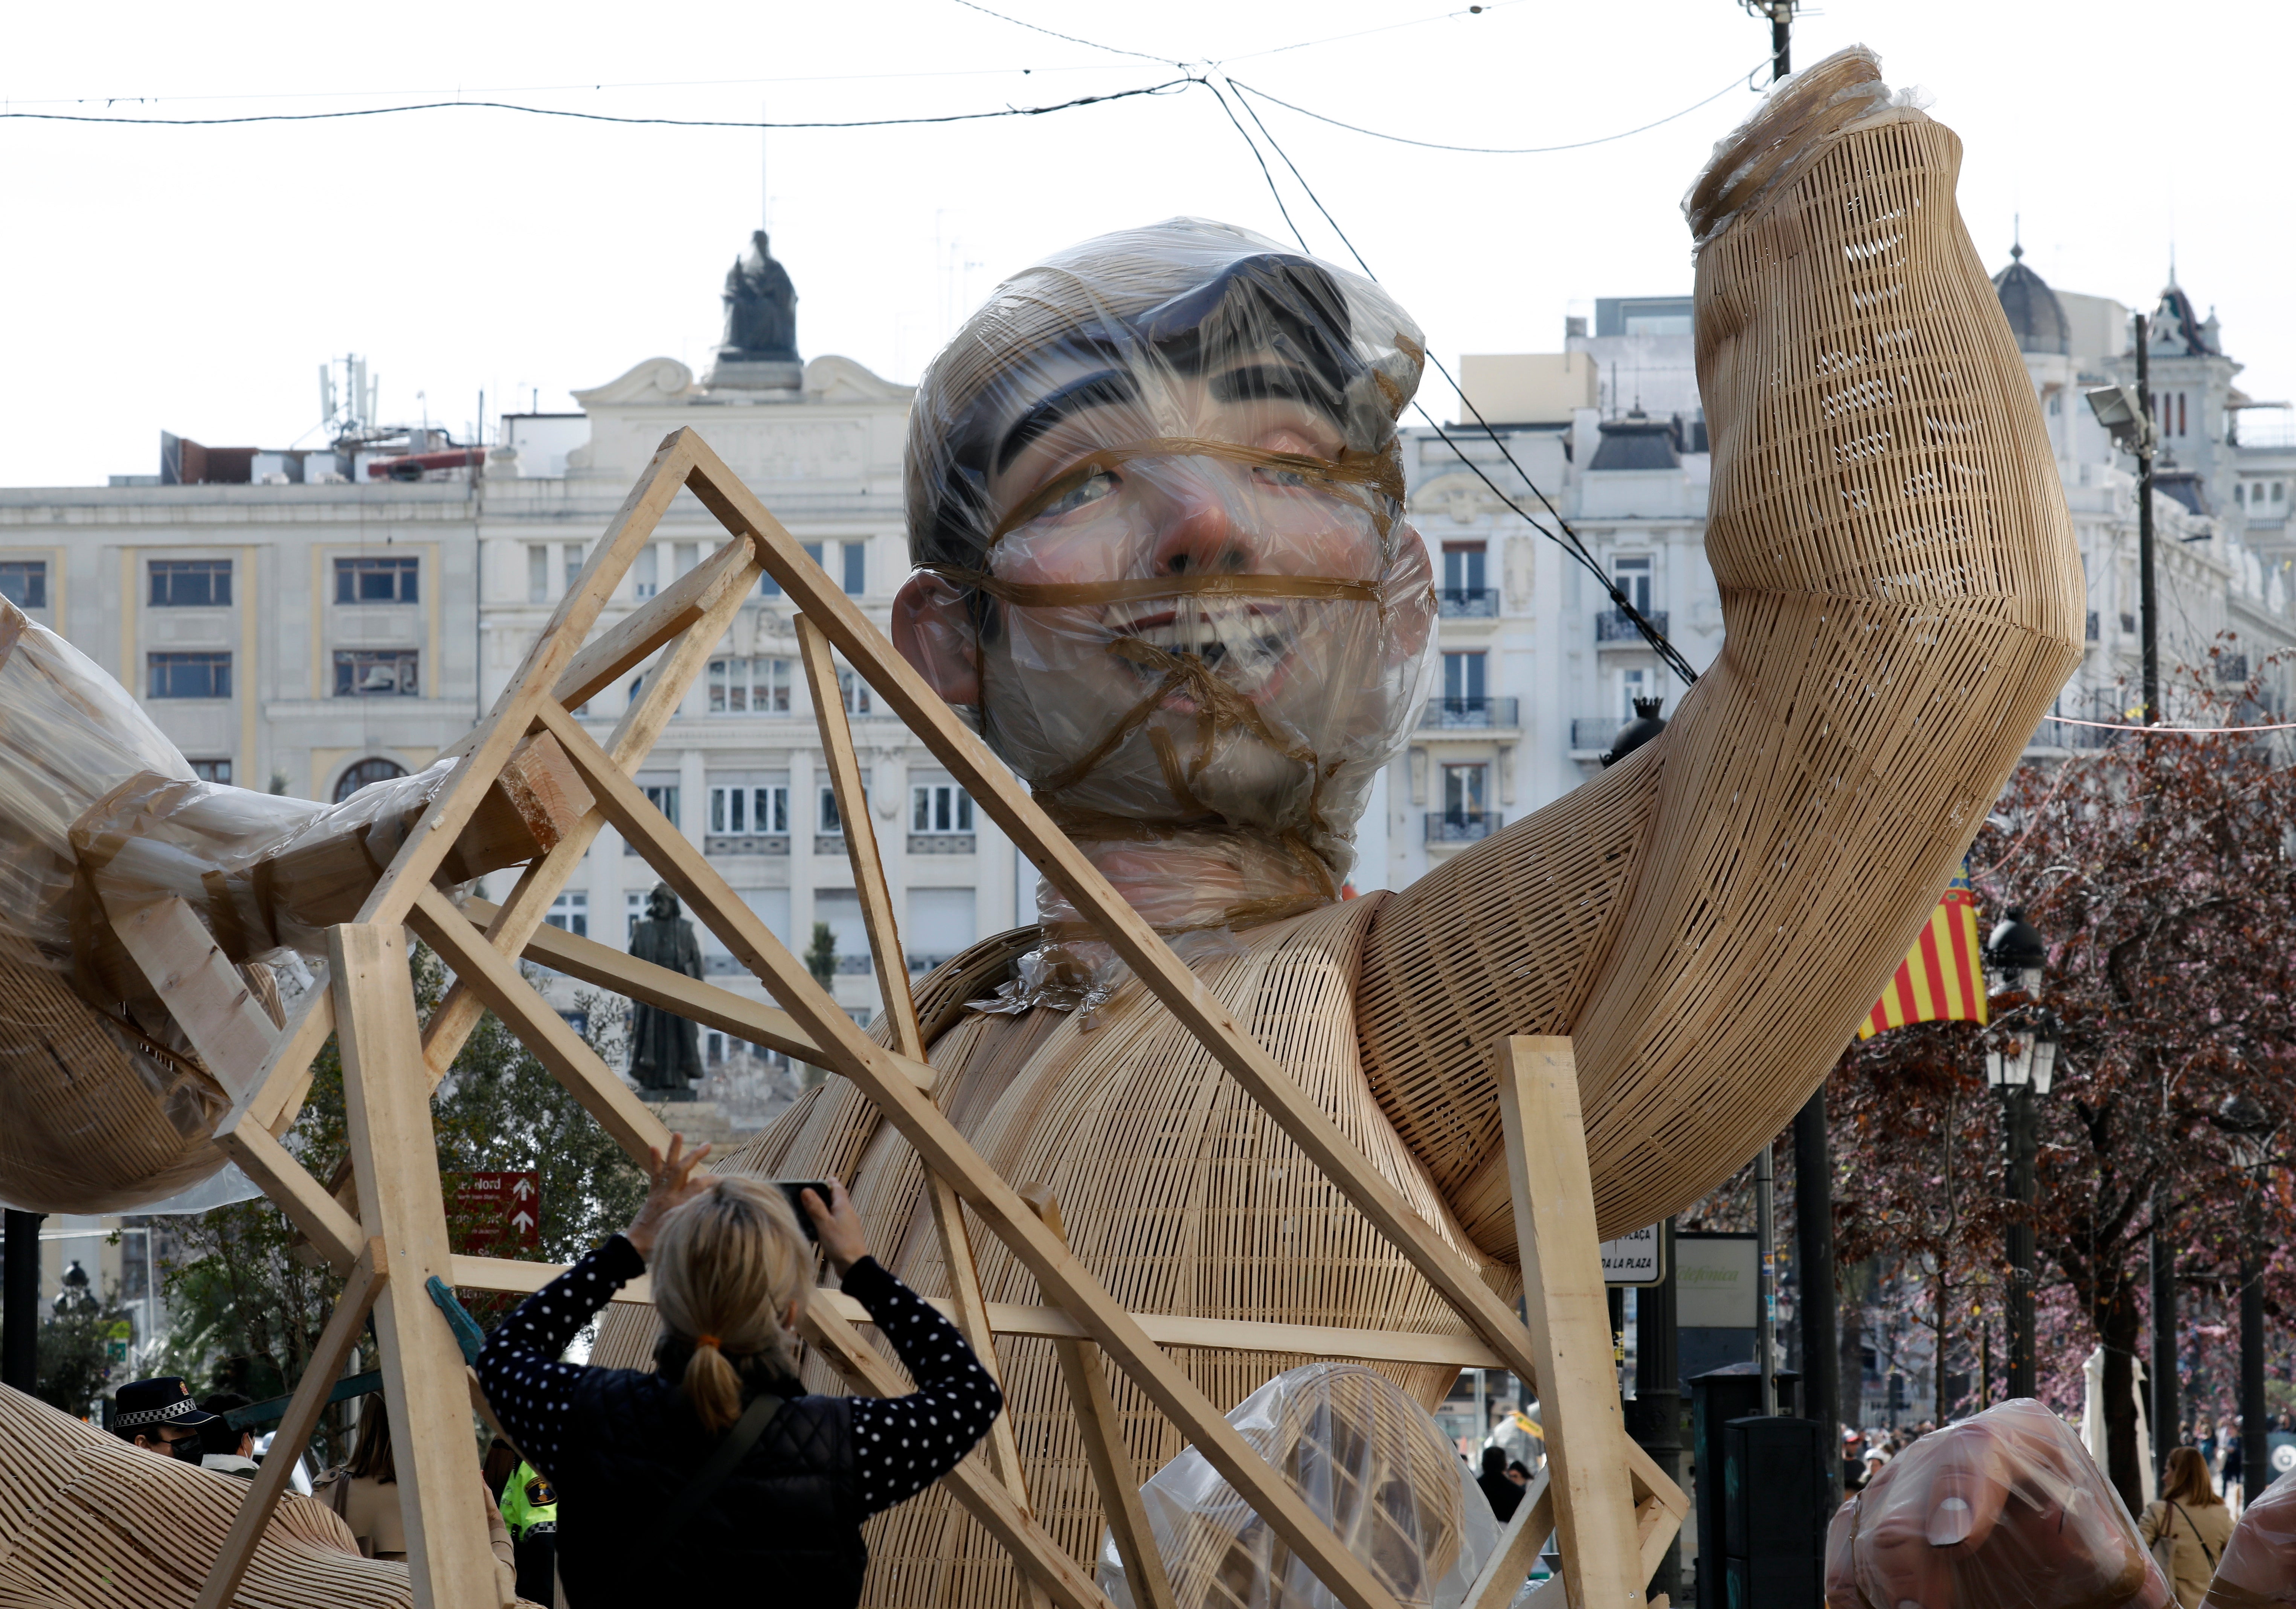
[
  {"xmin": 2140, "ymin": 1446, "xmax": 2233, "ymax": 1608},
  {"xmin": 476, "ymin": 1138, "xmax": 1002, "ymax": 1607}
]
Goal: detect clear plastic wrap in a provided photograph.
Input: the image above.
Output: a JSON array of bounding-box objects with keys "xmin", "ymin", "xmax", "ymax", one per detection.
[
  {"xmin": 0, "ymin": 599, "xmax": 574, "ymax": 1213},
  {"xmin": 1096, "ymin": 1362, "xmax": 1496, "ymax": 1609},
  {"xmin": 1824, "ymin": 1399, "xmax": 2170, "ymax": 1609},
  {"xmin": 2202, "ymin": 1469, "xmax": 2296, "ymax": 1607},
  {"xmin": 899, "ymin": 220, "xmax": 1436, "ymax": 1010}
]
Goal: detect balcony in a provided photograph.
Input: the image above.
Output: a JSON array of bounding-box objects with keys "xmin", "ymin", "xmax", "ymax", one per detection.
[
  {"xmin": 703, "ymin": 833, "xmax": 790, "ymax": 857},
  {"xmin": 1596, "ymin": 607, "xmax": 1668, "ymax": 643},
  {"xmin": 1420, "ymin": 695, "xmax": 1519, "ymax": 730},
  {"xmin": 907, "ymin": 833, "xmax": 978, "ymax": 856},
  {"xmin": 1425, "ymin": 811, "xmax": 1503, "ymax": 844},
  {"xmin": 1437, "ymin": 586, "xmax": 1500, "ymax": 618},
  {"xmin": 1570, "ymin": 717, "xmax": 1628, "ymax": 752}
]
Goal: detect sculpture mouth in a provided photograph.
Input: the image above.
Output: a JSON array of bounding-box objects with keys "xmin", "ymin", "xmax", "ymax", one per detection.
[{"xmin": 1109, "ymin": 603, "xmax": 1292, "ymax": 703}]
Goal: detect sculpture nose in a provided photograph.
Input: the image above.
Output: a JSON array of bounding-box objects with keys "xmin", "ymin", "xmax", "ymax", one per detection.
[{"xmin": 1147, "ymin": 464, "xmax": 1252, "ymax": 578}]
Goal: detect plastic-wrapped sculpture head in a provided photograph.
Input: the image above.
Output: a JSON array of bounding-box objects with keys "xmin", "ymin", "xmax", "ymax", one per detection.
[
  {"xmin": 1825, "ymin": 1399, "xmax": 2169, "ymax": 1609},
  {"xmin": 894, "ymin": 220, "xmax": 1437, "ymax": 981}
]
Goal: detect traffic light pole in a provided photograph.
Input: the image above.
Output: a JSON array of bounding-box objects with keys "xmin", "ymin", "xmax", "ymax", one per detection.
[
  {"xmin": 2005, "ymin": 1088, "xmax": 2038, "ymax": 1399},
  {"xmin": 3, "ymin": 1209, "xmax": 42, "ymax": 1392}
]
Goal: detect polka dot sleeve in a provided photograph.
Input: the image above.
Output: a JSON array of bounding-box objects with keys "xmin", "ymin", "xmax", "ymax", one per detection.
[
  {"xmin": 475, "ymin": 1234, "xmax": 645, "ymax": 1475},
  {"xmin": 840, "ymin": 1257, "xmax": 1005, "ymax": 1515}
]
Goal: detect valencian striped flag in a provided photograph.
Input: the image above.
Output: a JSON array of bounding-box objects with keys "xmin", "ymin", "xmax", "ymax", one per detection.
[{"xmin": 1858, "ymin": 863, "xmax": 1988, "ymax": 1039}]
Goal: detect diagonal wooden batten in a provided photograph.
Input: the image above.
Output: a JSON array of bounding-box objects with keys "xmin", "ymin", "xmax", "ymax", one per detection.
[
  {"xmin": 1458, "ymin": 1473, "xmax": 1555, "ymax": 1609},
  {"xmin": 802, "ymin": 1292, "xmax": 1122, "ymax": 1609},
  {"xmin": 192, "ymin": 1240, "xmax": 386, "ymax": 1609},
  {"xmin": 679, "ymin": 433, "xmax": 1548, "ymax": 1397},
  {"xmin": 450, "ymin": 1252, "xmax": 654, "ymax": 1306},
  {"xmin": 1497, "ymin": 1037, "xmax": 1642, "ymax": 1609},
  {"xmin": 548, "ymin": 535, "xmax": 758, "ymax": 718},
  {"xmin": 1025, "ymin": 1188, "xmax": 1179, "ymax": 1609},
  {"xmin": 354, "ymin": 430, "xmax": 700, "ymax": 930},
  {"xmin": 209, "ymin": 975, "xmax": 335, "ymax": 1139},
  {"xmin": 408, "ymin": 883, "xmax": 672, "ymax": 1166},
  {"xmin": 534, "ymin": 696, "xmax": 1411, "ymax": 1609},
  {"xmin": 457, "ymin": 895, "xmax": 828, "ymax": 1068},
  {"xmin": 104, "ymin": 893, "xmax": 280, "ymax": 1094},
  {"xmin": 211, "ymin": 1115, "xmax": 365, "ymax": 1271},
  {"xmin": 421, "ymin": 543, "xmax": 765, "ymax": 1079}
]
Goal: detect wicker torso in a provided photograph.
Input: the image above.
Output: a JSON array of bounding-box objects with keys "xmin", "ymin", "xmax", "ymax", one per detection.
[{"xmin": 593, "ymin": 895, "xmax": 1501, "ymax": 1609}]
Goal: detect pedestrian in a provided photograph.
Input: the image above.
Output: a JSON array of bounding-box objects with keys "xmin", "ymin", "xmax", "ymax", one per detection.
[
  {"xmin": 498, "ymin": 1453, "xmax": 560, "ymax": 1606},
  {"xmin": 2196, "ymin": 1417, "xmax": 2217, "ymax": 1476},
  {"xmin": 473, "ymin": 1138, "xmax": 1004, "ymax": 1607},
  {"xmin": 196, "ymin": 1392, "xmax": 260, "ymax": 1478},
  {"xmin": 2139, "ymin": 1446, "xmax": 2232, "ymax": 1609},
  {"xmin": 1475, "ymin": 1446, "xmax": 1521, "ymax": 1522},
  {"xmin": 2222, "ymin": 1431, "xmax": 2245, "ymax": 1509},
  {"xmin": 313, "ymin": 1403, "xmax": 516, "ymax": 1593},
  {"xmin": 110, "ymin": 1376, "xmax": 219, "ymax": 1462}
]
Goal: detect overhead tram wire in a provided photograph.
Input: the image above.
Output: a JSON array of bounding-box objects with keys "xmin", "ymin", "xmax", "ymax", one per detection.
[
  {"xmin": 0, "ymin": 80, "xmax": 1191, "ymax": 128},
  {"xmin": 1219, "ymin": 80, "xmax": 1702, "ymax": 685},
  {"xmin": 1226, "ymin": 65, "xmax": 1765, "ymax": 155}
]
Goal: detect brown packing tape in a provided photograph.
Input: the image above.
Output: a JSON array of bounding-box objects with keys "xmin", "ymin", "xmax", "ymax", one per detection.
[
  {"xmin": 986, "ymin": 436, "xmax": 1404, "ymax": 546},
  {"xmin": 941, "ymin": 573, "xmax": 1387, "ymax": 609}
]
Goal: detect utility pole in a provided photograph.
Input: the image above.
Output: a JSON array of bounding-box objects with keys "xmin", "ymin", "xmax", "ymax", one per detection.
[
  {"xmin": 2, "ymin": 1209, "xmax": 41, "ymax": 1392},
  {"xmin": 1794, "ymin": 1090, "xmax": 1841, "ymax": 1499},
  {"xmin": 1757, "ymin": 1139, "xmax": 1778, "ymax": 1416},
  {"xmin": 2134, "ymin": 310, "xmax": 2160, "ymax": 723},
  {"xmin": 1741, "ymin": 1, "xmax": 1794, "ymax": 84}
]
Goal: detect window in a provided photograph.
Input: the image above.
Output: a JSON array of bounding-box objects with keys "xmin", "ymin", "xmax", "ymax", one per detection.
[
  {"xmin": 842, "ymin": 541, "xmax": 866, "ymax": 595},
  {"xmin": 710, "ymin": 784, "xmax": 789, "ymax": 834},
  {"xmin": 563, "ymin": 544, "xmax": 584, "ymax": 593},
  {"xmin": 1612, "ymin": 555, "xmax": 1653, "ymax": 614},
  {"xmin": 528, "ymin": 545, "xmax": 551, "ymax": 603},
  {"xmin": 674, "ymin": 542, "xmax": 699, "ymax": 580},
  {"xmin": 1442, "ymin": 763, "xmax": 1488, "ymax": 821},
  {"xmin": 1442, "ymin": 650, "xmax": 1486, "ymax": 706},
  {"xmin": 149, "ymin": 559, "xmax": 232, "ymax": 607},
  {"xmin": 838, "ymin": 666, "xmax": 871, "ymax": 717},
  {"xmin": 148, "ymin": 651, "xmax": 231, "ymax": 699},
  {"xmin": 819, "ymin": 785, "xmax": 841, "ymax": 834},
  {"xmin": 335, "ymin": 555, "xmax": 419, "ymax": 604},
  {"xmin": 335, "ymin": 649, "xmax": 420, "ymax": 697},
  {"xmin": 544, "ymin": 891, "xmax": 588, "ymax": 939},
  {"xmin": 0, "ymin": 560, "xmax": 47, "ymax": 610},
  {"xmin": 334, "ymin": 756, "xmax": 407, "ymax": 802},
  {"xmin": 633, "ymin": 545, "xmax": 659, "ymax": 599},
  {"xmin": 912, "ymin": 783, "xmax": 974, "ymax": 833},
  {"xmin": 642, "ymin": 783, "xmax": 679, "ymax": 830},
  {"xmin": 1620, "ymin": 666, "xmax": 1652, "ymax": 719},
  {"xmin": 1441, "ymin": 543, "xmax": 1486, "ymax": 596},
  {"xmin": 707, "ymin": 657, "xmax": 793, "ymax": 714},
  {"xmin": 189, "ymin": 759, "xmax": 232, "ymax": 785},
  {"xmin": 2277, "ymin": 483, "xmax": 2286, "ymax": 504},
  {"xmin": 627, "ymin": 892, "xmax": 647, "ymax": 941}
]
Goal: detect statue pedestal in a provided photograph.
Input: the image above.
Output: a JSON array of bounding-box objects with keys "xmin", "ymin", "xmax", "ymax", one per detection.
[{"xmin": 704, "ymin": 357, "xmax": 802, "ymax": 393}]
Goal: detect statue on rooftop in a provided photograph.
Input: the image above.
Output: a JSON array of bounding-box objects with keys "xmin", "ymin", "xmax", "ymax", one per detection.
[{"xmin": 719, "ymin": 230, "xmax": 799, "ymax": 363}]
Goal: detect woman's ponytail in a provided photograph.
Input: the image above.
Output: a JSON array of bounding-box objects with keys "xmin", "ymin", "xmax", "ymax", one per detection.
[{"xmin": 650, "ymin": 1177, "xmax": 813, "ymax": 1435}]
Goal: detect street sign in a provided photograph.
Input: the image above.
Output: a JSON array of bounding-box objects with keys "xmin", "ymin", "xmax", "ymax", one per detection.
[
  {"xmin": 1601, "ymin": 1225, "xmax": 1664, "ymax": 1285},
  {"xmin": 1675, "ymin": 1233, "xmax": 1759, "ymax": 1328},
  {"xmin": 449, "ymin": 1171, "xmax": 541, "ymax": 1254},
  {"xmin": 103, "ymin": 1318, "xmax": 131, "ymax": 1365}
]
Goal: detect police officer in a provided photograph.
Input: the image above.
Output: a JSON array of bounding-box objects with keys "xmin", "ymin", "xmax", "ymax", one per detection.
[{"xmin": 498, "ymin": 1456, "xmax": 559, "ymax": 1605}]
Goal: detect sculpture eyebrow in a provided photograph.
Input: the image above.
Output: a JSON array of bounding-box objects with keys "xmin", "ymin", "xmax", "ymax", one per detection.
[
  {"xmin": 995, "ymin": 370, "xmax": 1141, "ymax": 472},
  {"xmin": 1207, "ymin": 362, "xmax": 1327, "ymax": 411}
]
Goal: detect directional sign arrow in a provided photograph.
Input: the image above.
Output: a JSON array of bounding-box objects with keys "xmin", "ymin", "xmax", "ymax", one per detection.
[
  {"xmin": 510, "ymin": 1208, "xmax": 537, "ymax": 1234},
  {"xmin": 510, "ymin": 1176, "xmax": 536, "ymax": 1201}
]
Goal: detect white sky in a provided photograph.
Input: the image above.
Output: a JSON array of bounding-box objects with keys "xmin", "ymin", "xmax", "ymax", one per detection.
[{"xmin": 3, "ymin": 0, "xmax": 2290, "ymax": 488}]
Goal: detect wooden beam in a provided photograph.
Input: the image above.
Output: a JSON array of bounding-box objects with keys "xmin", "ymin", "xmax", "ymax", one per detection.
[
  {"xmin": 1459, "ymin": 1473, "xmax": 1555, "ymax": 1609},
  {"xmin": 800, "ymin": 1291, "xmax": 1122, "ymax": 1609},
  {"xmin": 549, "ymin": 534, "xmax": 757, "ymax": 716},
  {"xmin": 355, "ymin": 429, "xmax": 699, "ymax": 929},
  {"xmin": 677, "ymin": 433, "xmax": 1545, "ymax": 1394},
  {"xmin": 456, "ymin": 895, "xmax": 830, "ymax": 1071},
  {"xmin": 330, "ymin": 924, "xmax": 501, "ymax": 1609},
  {"xmin": 1496, "ymin": 1038, "xmax": 1642, "ymax": 1609},
  {"xmin": 104, "ymin": 893, "xmax": 280, "ymax": 1097},
  {"xmin": 538, "ymin": 695, "xmax": 1408, "ymax": 1609},
  {"xmin": 1025, "ymin": 1189, "xmax": 1179, "ymax": 1609},
  {"xmin": 210, "ymin": 1116, "xmax": 364, "ymax": 1272},
  {"xmin": 450, "ymin": 1253, "xmax": 654, "ymax": 1307},
  {"xmin": 420, "ymin": 544, "xmax": 764, "ymax": 1079},
  {"xmin": 407, "ymin": 883, "xmax": 672, "ymax": 1167},
  {"xmin": 192, "ymin": 1240, "xmax": 387, "ymax": 1609},
  {"xmin": 250, "ymin": 987, "xmax": 337, "ymax": 1137}
]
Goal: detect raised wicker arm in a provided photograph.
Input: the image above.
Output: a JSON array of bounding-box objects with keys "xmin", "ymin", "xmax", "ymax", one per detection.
[{"xmin": 1356, "ymin": 49, "xmax": 2085, "ymax": 1255}]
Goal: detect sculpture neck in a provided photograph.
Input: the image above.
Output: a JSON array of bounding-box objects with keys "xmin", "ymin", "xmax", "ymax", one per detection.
[{"xmin": 1036, "ymin": 825, "xmax": 1338, "ymax": 942}]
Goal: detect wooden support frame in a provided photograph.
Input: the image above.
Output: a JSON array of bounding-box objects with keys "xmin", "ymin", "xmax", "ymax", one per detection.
[{"xmin": 144, "ymin": 427, "xmax": 1681, "ymax": 1609}]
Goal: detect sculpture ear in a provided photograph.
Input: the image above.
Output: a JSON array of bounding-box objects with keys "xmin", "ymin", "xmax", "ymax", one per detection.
[{"xmin": 892, "ymin": 572, "xmax": 980, "ymax": 706}]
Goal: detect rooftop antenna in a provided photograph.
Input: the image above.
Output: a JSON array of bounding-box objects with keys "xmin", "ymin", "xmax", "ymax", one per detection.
[{"xmin": 2011, "ymin": 212, "xmax": 2022, "ymax": 262}]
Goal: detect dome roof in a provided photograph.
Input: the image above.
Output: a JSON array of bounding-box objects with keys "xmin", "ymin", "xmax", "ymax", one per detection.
[{"xmin": 1992, "ymin": 245, "xmax": 2069, "ymax": 356}]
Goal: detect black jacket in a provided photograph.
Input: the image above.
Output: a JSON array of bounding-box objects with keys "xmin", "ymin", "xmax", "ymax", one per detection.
[{"xmin": 476, "ymin": 1237, "xmax": 1001, "ymax": 1609}]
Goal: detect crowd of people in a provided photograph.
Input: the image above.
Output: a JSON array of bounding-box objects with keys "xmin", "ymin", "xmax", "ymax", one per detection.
[{"xmin": 101, "ymin": 1138, "xmax": 1000, "ymax": 1609}]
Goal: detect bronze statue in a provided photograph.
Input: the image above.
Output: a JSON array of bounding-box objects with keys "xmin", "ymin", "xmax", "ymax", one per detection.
[
  {"xmin": 627, "ymin": 883, "xmax": 703, "ymax": 1099},
  {"xmin": 719, "ymin": 230, "xmax": 799, "ymax": 362}
]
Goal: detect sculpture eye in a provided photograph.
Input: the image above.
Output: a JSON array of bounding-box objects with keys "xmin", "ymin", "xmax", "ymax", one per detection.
[{"xmin": 1039, "ymin": 468, "xmax": 1121, "ymax": 519}]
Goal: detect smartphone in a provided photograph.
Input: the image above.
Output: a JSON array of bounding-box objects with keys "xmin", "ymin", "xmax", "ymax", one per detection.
[{"xmin": 775, "ymin": 1180, "xmax": 833, "ymax": 1241}]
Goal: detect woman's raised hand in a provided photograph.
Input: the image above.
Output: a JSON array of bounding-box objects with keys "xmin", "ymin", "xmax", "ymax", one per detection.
[
  {"xmin": 798, "ymin": 1179, "xmax": 869, "ymax": 1276},
  {"xmin": 624, "ymin": 1134, "xmax": 714, "ymax": 1261}
]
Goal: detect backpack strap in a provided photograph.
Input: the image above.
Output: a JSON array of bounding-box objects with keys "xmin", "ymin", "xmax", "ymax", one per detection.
[
  {"xmin": 642, "ymin": 1391, "xmax": 786, "ymax": 1556},
  {"xmin": 2167, "ymin": 1500, "xmax": 2219, "ymax": 1570}
]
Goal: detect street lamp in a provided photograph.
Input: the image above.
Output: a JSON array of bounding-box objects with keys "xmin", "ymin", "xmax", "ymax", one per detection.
[
  {"xmin": 1985, "ymin": 907, "xmax": 2056, "ymax": 1399},
  {"xmin": 2216, "ymin": 1093, "xmax": 2278, "ymax": 1504},
  {"xmin": 2085, "ymin": 311, "xmax": 2162, "ymax": 723}
]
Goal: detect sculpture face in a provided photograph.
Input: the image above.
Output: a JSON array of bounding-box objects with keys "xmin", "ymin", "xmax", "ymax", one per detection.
[
  {"xmin": 895, "ymin": 224, "xmax": 1435, "ymax": 900},
  {"xmin": 647, "ymin": 886, "xmax": 678, "ymax": 923}
]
